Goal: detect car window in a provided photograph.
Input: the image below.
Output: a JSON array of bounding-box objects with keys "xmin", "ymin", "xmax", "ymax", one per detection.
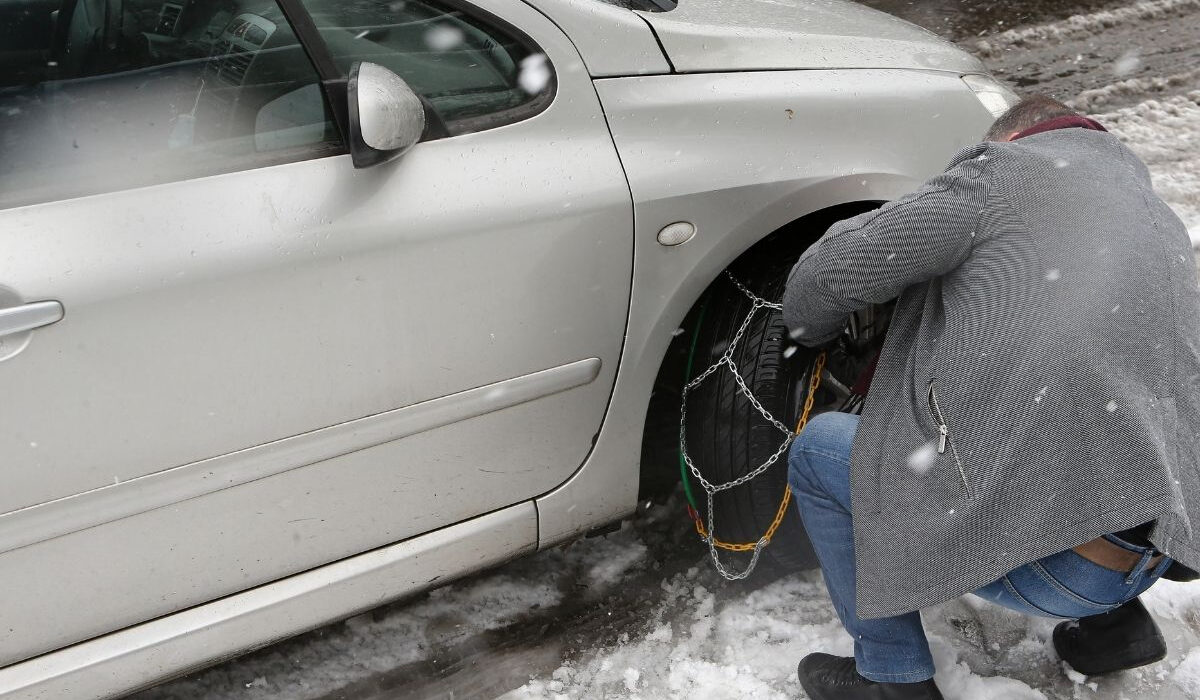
[
  {"xmin": 300, "ymin": 0, "xmax": 554, "ymax": 135},
  {"xmin": 0, "ymin": 0, "xmax": 342, "ymax": 210}
]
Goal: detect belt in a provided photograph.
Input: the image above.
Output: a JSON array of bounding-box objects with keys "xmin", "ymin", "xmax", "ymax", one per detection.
[{"xmin": 1073, "ymin": 537, "xmax": 1163, "ymax": 573}]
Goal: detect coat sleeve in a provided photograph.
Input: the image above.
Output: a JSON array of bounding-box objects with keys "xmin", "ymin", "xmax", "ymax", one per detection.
[{"xmin": 783, "ymin": 150, "xmax": 992, "ymax": 346}]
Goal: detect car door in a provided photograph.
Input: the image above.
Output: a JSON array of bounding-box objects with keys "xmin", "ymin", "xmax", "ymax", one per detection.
[{"xmin": 0, "ymin": 0, "xmax": 631, "ymax": 665}]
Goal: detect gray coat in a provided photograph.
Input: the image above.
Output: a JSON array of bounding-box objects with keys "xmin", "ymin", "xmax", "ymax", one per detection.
[{"xmin": 783, "ymin": 128, "xmax": 1200, "ymax": 619}]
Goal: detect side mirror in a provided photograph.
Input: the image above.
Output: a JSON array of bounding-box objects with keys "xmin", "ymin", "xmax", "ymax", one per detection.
[{"xmin": 348, "ymin": 62, "xmax": 426, "ymax": 168}]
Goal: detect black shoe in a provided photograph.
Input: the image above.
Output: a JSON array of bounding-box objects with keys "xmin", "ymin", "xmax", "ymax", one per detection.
[
  {"xmin": 1053, "ymin": 597, "xmax": 1167, "ymax": 676},
  {"xmin": 797, "ymin": 653, "xmax": 944, "ymax": 699}
]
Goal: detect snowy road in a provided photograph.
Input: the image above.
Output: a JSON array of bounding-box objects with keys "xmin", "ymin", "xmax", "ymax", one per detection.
[{"xmin": 132, "ymin": 3, "xmax": 1200, "ymax": 699}]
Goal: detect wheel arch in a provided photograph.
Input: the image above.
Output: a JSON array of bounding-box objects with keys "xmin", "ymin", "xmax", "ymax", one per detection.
[
  {"xmin": 535, "ymin": 184, "xmax": 894, "ymax": 549},
  {"xmin": 635, "ymin": 197, "xmax": 883, "ymax": 497}
]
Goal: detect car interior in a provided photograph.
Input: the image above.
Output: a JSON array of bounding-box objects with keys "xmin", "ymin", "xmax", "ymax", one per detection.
[{"xmin": 0, "ymin": 0, "xmax": 539, "ymax": 208}]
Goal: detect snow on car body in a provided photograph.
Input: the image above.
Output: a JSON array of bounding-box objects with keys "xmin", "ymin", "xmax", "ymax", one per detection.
[{"xmin": 0, "ymin": 0, "xmax": 1009, "ymax": 695}]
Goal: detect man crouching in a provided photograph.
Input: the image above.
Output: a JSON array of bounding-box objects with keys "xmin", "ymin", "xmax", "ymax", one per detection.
[{"xmin": 782, "ymin": 94, "xmax": 1200, "ymax": 699}]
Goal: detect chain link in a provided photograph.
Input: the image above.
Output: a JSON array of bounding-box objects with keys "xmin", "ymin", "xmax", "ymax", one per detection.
[{"xmin": 680, "ymin": 272, "xmax": 817, "ymax": 580}]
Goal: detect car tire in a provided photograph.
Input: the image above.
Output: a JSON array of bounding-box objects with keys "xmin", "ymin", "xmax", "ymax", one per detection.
[
  {"xmin": 680, "ymin": 251, "xmax": 821, "ymax": 572},
  {"xmin": 641, "ymin": 209, "xmax": 884, "ymax": 575}
]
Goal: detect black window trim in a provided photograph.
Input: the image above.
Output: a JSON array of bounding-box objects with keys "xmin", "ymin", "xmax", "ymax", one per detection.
[
  {"xmin": 274, "ymin": 0, "xmax": 557, "ymax": 145},
  {"xmin": 431, "ymin": 0, "xmax": 557, "ymax": 135},
  {"xmin": 273, "ymin": 0, "xmax": 352, "ymax": 144}
]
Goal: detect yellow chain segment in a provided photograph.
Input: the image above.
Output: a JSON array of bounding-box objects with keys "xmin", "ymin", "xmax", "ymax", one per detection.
[{"xmin": 693, "ymin": 351, "xmax": 827, "ymax": 552}]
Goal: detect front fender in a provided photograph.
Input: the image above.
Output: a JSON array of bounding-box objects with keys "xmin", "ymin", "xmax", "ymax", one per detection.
[{"xmin": 535, "ymin": 68, "xmax": 994, "ymax": 547}]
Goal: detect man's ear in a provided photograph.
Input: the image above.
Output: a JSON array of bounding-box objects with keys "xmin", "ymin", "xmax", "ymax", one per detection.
[{"xmin": 1004, "ymin": 130, "xmax": 1021, "ymax": 142}]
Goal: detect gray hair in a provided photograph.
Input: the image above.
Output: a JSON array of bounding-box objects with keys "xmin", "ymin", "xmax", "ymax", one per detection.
[{"xmin": 984, "ymin": 94, "xmax": 1079, "ymax": 141}]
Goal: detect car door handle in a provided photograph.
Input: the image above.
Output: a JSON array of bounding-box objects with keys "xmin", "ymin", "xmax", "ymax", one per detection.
[{"xmin": 0, "ymin": 301, "xmax": 64, "ymax": 339}]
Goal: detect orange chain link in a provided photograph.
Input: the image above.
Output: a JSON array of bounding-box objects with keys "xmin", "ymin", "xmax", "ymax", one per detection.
[{"xmin": 693, "ymin": 351, "xmax": 827, "ymax": 551}]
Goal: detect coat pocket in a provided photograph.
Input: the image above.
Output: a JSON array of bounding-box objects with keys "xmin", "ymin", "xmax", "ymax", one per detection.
[{"xmin": 927, "ymin": 380, "xmax": 973, "ymax": 499}]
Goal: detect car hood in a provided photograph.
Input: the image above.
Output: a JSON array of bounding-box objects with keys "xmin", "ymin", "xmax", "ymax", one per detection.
[{"xmin": 637, "ymin": 0, "xmax": 985, "ymax": 74}]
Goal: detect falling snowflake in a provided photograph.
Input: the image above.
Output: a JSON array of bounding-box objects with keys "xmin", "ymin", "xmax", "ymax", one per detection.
[
  {"xmin": 1113, "ymin": 49, "xmax": 1141, "ymax": 78},
  {"xmin": 518, "ymin": 54, "xmax": 552, "ymax": 94},
  {"xmin": 425, "ymin": 25, "xmax": 464, "ymax": 51},
  {"xmin": 1044, "ymin": 268, "xmax": 1061, "ymax": 281},
  {"xmin": 1106, "ymin": 400, "xmax": 1118, "ymax": 413},
  {"xmin": 907, "ymin": 442, "xmax": 938, "ymax": 474}
]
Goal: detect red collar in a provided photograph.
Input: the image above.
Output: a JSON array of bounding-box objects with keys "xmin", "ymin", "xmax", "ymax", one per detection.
[{"xmin": 1012, "ymin": 115, "xmax": 1107, "ymax": 140}]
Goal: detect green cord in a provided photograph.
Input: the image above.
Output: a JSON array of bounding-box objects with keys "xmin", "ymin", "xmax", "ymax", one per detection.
[{"xmin": 678, "ymin": 299, "xmax": 709, "ymax": 510}]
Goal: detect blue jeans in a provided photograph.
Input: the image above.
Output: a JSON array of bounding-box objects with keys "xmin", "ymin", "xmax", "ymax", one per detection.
[{"xmin": 787, "ymin": 411, "xmax": 1172, "ymax": 683}]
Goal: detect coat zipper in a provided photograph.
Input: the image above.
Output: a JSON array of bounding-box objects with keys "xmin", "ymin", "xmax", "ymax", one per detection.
[{"xmin": 928, "ymin": 382, "xmax": 972, "ymax": 499}]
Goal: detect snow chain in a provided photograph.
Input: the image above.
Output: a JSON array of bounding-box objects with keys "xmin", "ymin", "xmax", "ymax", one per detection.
[{"xmin": 680, "ymin": 272, "xmax": 826, "ymax": 580}]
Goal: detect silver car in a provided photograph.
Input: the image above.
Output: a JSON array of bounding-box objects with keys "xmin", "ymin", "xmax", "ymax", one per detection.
[{"xmin": 0, "ymin": 0, "xmax": 1013, "ymax": 695}]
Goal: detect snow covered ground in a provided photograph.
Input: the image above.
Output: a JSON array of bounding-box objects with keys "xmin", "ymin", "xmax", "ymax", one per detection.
[
  {"xmin": 133, "ymin": 3, "xmax": 1200, "ymax": 699},
  {"xmin": 498, "ymin": 504, "xmax": 1200, "ymax": 700}
]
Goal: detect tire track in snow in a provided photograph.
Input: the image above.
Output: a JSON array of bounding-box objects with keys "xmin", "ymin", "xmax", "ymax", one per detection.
[
  {"xmin": 972, "ymin": 0, "xmax": 1200, "ymax": 110},
  {"xmin": 857, "ymin": 0, "xmax": 1131, "ymax": 43},
  {"xmin": 1069, "ymin": 68, "xmax": 1200, "ymax": 112},
  {"xmin": 973, "ymin": 0, "xmax": 1200, "ymax": 56},
  {"xmin": 130, "ymin": 504, "xmax": 695, "ymax": 700}
]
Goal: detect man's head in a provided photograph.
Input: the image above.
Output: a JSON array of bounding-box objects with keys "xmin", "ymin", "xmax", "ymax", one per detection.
[{"xmin": 984, "ymin": 94, "xmax": 1079, "ymax": 142}]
